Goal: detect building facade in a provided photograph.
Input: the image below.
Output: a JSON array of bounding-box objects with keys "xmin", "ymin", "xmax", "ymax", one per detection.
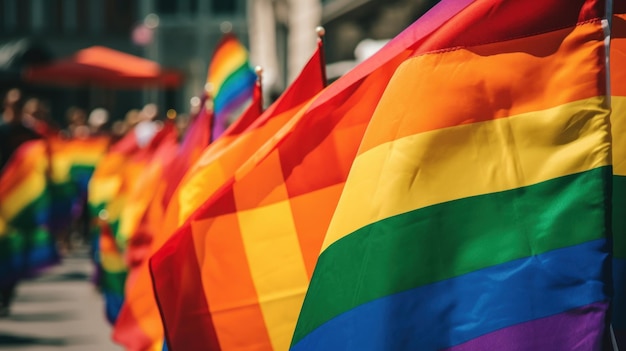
[{"xmin": 0, "ymin": 0, "xmax": 438, "ymax": 124}]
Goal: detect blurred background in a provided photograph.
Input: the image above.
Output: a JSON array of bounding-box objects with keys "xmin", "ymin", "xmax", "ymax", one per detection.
[{"xmin": 0, "ymin": 0, "xmax": 439, "ymax": 128}]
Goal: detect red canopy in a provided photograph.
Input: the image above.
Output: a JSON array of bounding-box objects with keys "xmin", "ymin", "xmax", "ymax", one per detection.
[{"xmin": 25, "ymin": 46, "xmax": 182, "ymax": 88}]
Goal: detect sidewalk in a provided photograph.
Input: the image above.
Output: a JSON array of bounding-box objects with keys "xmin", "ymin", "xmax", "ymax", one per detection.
[{"xmin": 0, "ymin": 247, "xmax": 123, "ymax": 351}]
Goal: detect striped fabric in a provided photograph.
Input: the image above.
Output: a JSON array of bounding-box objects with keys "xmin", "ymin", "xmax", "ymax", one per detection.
[
  {"xmin": 89, "ymin": 131, "xmax": 141, "ymax": 325},
  {"xmin": 116, "ymin": 126, "xmax": 178, "ymax": 247},
  {"xmin": 99, "ymin": 221, "xmax": 127, "ymax": 324},
  {"xmin": 111, "ymin": 85, "xmax": 262, "ymax": 351},
  {"xmin": 291, "ymin": 0, "xmax": 611, "ymax": 350},
  {"xmin": 151, "ymin": 41, "xmax": 329, "ymax": 350},
  {"xmin": 160, "ymin": 98, "xmax": 214, "ymax": 206},
  {"xmin": 207, "ymin": 33, "xmax": 257, "ymax": 140},
  {"xmin": 0, "ymin": 140, "xmax": 59, "ymax": 286},
  {"xmin": 88, "ymin": 130, "xmax": 141, "ymax": 222},
  {"xmin": 48, "ymin": 135, "xmax": 110, "ymax": 191},
  {"xmin": 47, "ymin": 135, "xmax": 110, "ymax": 236},
  {"xmin": 611, "ymin": 2, "xmax": 626, "ymax": 347},
  {"xmin": 172, "ymin": 39, "xmax": 325, "ymax": 228},
  {"xmin": 89, "ymin": 123, "xmax": 177, "ymax": 325},
  {"xmin": 112, "ymin": 111, "xmax": 214, "ymax": 350},
  {"xmin": 111, "ymin": 129, "xmax": 178, "ymax": 350}
]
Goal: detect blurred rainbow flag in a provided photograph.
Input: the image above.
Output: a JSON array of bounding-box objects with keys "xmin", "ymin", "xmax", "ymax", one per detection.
[
  {"xmin": 89, "ymin": 123, "xmax": 177, "ymax": 324},
  {"xmin": 113, "ymin": 80, "xmax": 263, "ymax": 351},
  {"xmin": 47, "ymin": 135, "xmax": 110, "ymax": 236},
  {"xmin": 88, "ymin": 131, "xmax": 141, "ymax": 324},
  {"xmin": 206, "ymin": 33, "xmax": 257, "ymax": 140},
  {"xmin": 0, "ymin": 140, "xmax": 59, "ymax": 286},
  {"xmin": 111, "ymin": 124, "xmax": 180, "ymax": 350}
]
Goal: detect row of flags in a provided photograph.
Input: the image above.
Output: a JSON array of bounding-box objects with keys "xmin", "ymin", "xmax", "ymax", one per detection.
[
  {"xmin": 0, "ymin": 0, "xmax": 625, "ymax": 350},
  {"xmin": 148, "ymin": 0, "xmax": 626, "ymax": 350}
]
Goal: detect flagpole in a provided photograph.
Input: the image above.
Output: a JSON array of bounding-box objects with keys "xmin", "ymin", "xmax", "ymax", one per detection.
[
  {"xmin": 204, "ymin": 82, "xmax": 215, "ymax": 143},
  {"xmin": 316, "ymin": 26, "xmax": 327, "ymax": 87},
  {"xmin": 255, "ymin": 65, "xmax": 265, "ymax": 113},
  {"xmin": 604, "ymin": 0, "xmax": 613, "ymax": 108}
]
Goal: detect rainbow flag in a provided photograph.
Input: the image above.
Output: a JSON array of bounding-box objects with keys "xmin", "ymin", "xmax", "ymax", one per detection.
[
  {"xmin": 88, "ymin": 131, "xmax": 141, "ymax": 324},
  {"xmin": 48, "ymin": 135, "xmax": 111, "ymax": 193},
  {"xmin": 149, "ymin": 29, "xmax": 404, "ymax": 350},
  {"xmin": 207, "ymin": 33, "xmax": 257, "ymax": 140},
  {"xmin": 47, "ymin": 135, "xmax": 110, "ymax": 236},
  {"xmin": 98, "ymin": 221, "xmax": 127, "ymax": 324},
  {"xmin": 112, "ymin": 117, "xmax": 208, "ymax": 350},
  {"xmin": 219, "ymin": 72, "xmax": 263, "ymax": 138},
  {"xmin": 160, "ymin": 97, "xmax": 215, "ymax": 207},
  {"xmin": 292, "ymin": 0, "xmax": 611, "ymax": 349},
  {"xmin": 611, "ymin": 2, "xmax": 626, "ymax": 346},
  {"xmin": 110, "ymin": 130, "xmax": 178, "ymax": 349},
  {"xmin": 90, "ymin": 123, "xmax": 177, "ymax": 325},
  {"xmin": 88, "ymin": 130, "xmax": 141, "ymax": 223},
  {"xmin": 116, "ymin": 126, "xmax": 178, "ymax": 248},
  {"xmin": 172, "ymin": 38, "xmax": 326, "ymax": 228},
  {"xmin": 0, "ymin": 140, "xmax": 59, "ymax": 286},
  {"xmin": 111, "ymin": 80, "xmax": 263, "ymax": 351}
]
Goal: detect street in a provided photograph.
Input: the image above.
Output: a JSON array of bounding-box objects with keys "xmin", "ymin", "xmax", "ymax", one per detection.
[{"xmin": 0, "ymin": 247, "xmax": 123, "ymax": 351}]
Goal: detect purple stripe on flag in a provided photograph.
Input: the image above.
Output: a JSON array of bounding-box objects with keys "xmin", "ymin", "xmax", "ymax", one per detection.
[{"xmin": 442, "ymin": 302, "xmax": 608, "ymax": 351}]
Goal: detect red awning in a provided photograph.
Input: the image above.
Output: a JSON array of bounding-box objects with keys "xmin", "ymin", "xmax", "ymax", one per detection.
[{"xmin": 25, "ymin": 46, "xmax": 182, "ymax": 89}]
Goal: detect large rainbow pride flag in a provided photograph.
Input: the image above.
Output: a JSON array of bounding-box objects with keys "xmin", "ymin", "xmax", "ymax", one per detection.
[{"xmin": 292, "ymin": 0, "xmax": 612, "ymax": 349}]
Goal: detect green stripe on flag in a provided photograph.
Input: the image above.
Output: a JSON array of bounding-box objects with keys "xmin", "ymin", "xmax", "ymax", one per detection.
[
  {"xmin": 293, "ymin": 166, "xmax": 611, "ymax": 344},
  {"xmin": 614, "ymin": 175, "xmax": 626, "ymax": 259}
]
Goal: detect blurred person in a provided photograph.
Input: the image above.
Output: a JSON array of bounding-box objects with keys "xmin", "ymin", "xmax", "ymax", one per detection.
[
  {"xmin": 0, "ymin": 88, "xmax": 34, "ymax": 316},
  {"xmin": 88, "ymin": 108, "xmax": 109, "ymax": 136},
  {"xmin": 0, "ymin": 90, "xmax": 42, "ymax": 171},
  {"xmin": 0, "ymin": 94, "xmax": 58, "ymax": 317},
  {"xmin": 61, "ymin": 106, "xmax": 87, "ymax": 138},
  {"xmin": 125, "ymin": 108, "xmax": 141, "ymax": 129},
  {"xmin": 0, "ymin": 88, "xmax": 22, "ymax": 125},
  {"xmin": 111, "ymin": 120, "xmax": 129, "ymax": 143},
  {"xmin": 175, "ymin": 113, "xmax": 190, "ymax": 141},
  {"xmin": 65, "ymin": 106, "xmax": 89, "ymax": 139},
  {"xmin": 135, "ymin": 104, "xmax": 160, "ymax": 147},
  {"xmin": 21, "ymin": 97, "xmax": 57, "ymax": 138}
]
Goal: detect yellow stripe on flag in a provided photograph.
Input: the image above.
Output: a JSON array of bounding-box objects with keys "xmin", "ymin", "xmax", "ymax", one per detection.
[
  {"xmin": 323, "ymin": 96, "xmax": 610, "ymax": 251},
  {"xmin": 613, "ymin": 96, "xmax": 626, "ymax": 176},
  {"xmin": 1, "ymin": 173, "xmax": 47, "ymax": 221}
]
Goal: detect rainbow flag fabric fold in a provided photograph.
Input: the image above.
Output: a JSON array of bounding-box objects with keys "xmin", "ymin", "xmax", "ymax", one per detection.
[{"xmin": 291, "ymin": 0, "xmax": 611, "ymax": 350}]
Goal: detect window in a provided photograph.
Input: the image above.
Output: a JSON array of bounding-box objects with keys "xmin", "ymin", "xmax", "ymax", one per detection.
[
  {"xmin": 156, "ymin": 0, "xmax": 177, "ymax": 14},
  {"xmin": 211, "ymin": 0, "xmax": 235, "ymax": 15},
  {"xmin": 15, "ymin": 0, "xmax": 31, "ymax": 33},
  {"xmin": 105, "ymin": 0, "xmax": 137, "ymax": 34}
]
